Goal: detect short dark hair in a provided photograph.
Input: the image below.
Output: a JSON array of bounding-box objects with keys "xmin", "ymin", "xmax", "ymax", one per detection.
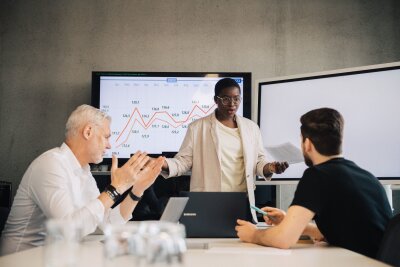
[
  {"xmin": 300, "ymin": 108, "xmax": 344, "ymax": 156},
  {"xmin": 214, "ymin": 78, "xmax": 241, "ymax": 96}
]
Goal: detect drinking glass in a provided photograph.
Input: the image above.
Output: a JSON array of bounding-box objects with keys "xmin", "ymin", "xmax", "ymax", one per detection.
[
  {"xmin": 43, "ymin": 219, "xmax": 82, "ymax": 267},
  {"xmin": 103, "ymin": 221, "xmax": 186, "ymax": 266},
  {"xmin": 140, "ymin": 221, "xmax": 186, "ymax": 266},
  {"xmin": 103, "ymin": 223, "xmax": 144, "ymax": 266}
]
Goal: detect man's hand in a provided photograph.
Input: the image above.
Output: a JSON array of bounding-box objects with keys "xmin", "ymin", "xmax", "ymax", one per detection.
[
  {"xmin": 235, "ymin": 219, "xmax": 258, "ymax": 243},
  {"xmin": 110, "ymin": 151, "xmax": 150, "ymax": 193},
  {"xmin": 261, "ymin": 207, "xmax": 286, "ymax": 225},
  {"xmin": 131, "ymin": 156, "xmax": 165, "ymax": 197},
  {"xmin": 304, "ymin": 223, "xmax": 325, "ymax": 243}
]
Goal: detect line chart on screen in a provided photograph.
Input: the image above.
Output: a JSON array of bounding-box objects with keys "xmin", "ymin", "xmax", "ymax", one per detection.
[
  {"xmin": 98, "ymin": 76, "xmax": 243, "ymax": 157},
  {"xmin": 113, "ymin": 103, "xmax": 216, "ymax": 149}
]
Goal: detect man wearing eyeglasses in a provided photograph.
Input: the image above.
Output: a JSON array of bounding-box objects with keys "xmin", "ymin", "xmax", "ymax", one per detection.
[{"xmin": 160, "ymin": 78, "xmax": 288, "ymax": 222}]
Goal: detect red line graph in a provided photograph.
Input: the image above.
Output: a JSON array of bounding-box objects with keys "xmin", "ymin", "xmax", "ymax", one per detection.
[{"xmin": 115, "ymin": 104, "xmax": 216, "ymax": 148}]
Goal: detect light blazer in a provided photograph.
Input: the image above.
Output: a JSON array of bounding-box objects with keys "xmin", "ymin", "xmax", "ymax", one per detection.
[{"xmin": 162, "ymin": 112, "xmax": 271, "ymax": 222}]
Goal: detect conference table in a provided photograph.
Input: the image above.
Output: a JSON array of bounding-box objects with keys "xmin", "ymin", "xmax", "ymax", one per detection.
[{"xmin": 0, "ymin": 235, "xmax": 390, "ymax": 267}]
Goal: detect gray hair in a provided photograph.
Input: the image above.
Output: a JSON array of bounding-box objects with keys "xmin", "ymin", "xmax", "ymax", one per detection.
[{"xmin": 65, "ymin": 104, "xmax": 111, "ymax": 139}]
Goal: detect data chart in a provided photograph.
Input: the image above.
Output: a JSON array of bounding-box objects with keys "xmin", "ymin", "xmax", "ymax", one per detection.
[{"xmin": 99, "ymin": 76, "xmax": 244, "ymax": 157}]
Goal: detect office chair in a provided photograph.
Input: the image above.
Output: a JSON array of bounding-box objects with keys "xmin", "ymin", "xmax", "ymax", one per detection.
[
  {"xmin": 0, "ymin": 181, "xmax": 12, "ymax": 237},
  {"xmin": 376, "ymin": 213, "xmax": 400, "ymax": 267},
  {"xmin": 0, "ymin": 207, "xmax": 10, "ymax": 237},
  {"xmin": 0, "ymin": 181, "xmax": 12, "ymax": 208}
]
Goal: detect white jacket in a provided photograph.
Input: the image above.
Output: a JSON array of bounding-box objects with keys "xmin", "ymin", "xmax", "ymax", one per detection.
[{"xmin": 162, "ymin": 112, "xmax": 271, "ymax": 222}]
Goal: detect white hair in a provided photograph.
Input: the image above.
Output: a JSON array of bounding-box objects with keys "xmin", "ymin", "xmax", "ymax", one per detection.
[{"xmin": 65, "ymin": 104, "xmax": 111, "ymax": 139}]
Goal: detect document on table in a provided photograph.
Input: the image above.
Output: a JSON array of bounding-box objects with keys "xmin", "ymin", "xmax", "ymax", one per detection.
[
  {"xmin": 265, "ymin": 142, "xmax": 304, "ymax": 164},
  {"xmin": 206, "ymin": 246, "xmax": 292, "ymax": 255}
]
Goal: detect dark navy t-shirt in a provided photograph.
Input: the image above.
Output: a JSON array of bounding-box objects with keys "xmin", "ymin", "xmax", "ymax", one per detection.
[{"xmin": 291, "ymin": 158, "xmax": 392, "ymax": 258}]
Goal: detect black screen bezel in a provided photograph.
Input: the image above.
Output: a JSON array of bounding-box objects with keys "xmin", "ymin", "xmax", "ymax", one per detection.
[{"xmin": 91, "ymin": 71, "xmax": 252, "ymax": 164}]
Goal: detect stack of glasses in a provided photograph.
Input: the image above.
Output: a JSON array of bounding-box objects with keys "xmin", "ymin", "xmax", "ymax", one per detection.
[{"xmin": 103, "ymin": 221, "xmax": 187, "ymax": 266}]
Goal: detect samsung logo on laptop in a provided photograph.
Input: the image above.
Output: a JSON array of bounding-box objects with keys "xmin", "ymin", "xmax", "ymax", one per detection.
[{"xmin": 183, "ymin": 213, "xmax": 197, "ymax": 217}]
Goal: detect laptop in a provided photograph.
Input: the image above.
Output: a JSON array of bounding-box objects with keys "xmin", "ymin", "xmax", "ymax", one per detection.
[
  {"xmin": 178, "ymin": 192, "xmax": 252, "ymax": 238},
  {"xmin": 160, "ymin": 197, "xmax": 189, "ymax": 223}
]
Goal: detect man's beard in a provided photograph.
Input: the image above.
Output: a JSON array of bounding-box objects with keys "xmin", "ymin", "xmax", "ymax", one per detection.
[{"xmin": 303, "ymin": 152, "xmax": 313, "ymax": 167}]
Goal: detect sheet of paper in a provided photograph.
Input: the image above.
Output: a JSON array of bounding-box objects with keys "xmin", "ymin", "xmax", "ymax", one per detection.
[
  {"xmin": 206, "ymin": 246, "xmax": 292, "ymax": 255},
  {"xmin": 265, "ymin": 142, "xmax": 304, "ymax": 164}
]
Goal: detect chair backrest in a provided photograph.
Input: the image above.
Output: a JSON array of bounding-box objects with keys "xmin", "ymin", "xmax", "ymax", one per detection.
[
  {"xmin": 0, "ymin": 207, "xmax": 10, "ymax": 237},
  {"xmin": 0, "ymin": 181, "xmax": 12, "ymax": 208},
  {"xmin": 376, "ymin": 213, "xmax": 400, "ymax": 267}
]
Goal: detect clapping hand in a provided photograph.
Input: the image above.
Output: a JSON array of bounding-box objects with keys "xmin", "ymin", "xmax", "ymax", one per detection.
[
  {"xmin": 110, "ymin": 151, "xmax": 151, "ymax": 193},
  {"xmin": 131, "ymin": 156, "xmax": 165, "ymax": 196}
]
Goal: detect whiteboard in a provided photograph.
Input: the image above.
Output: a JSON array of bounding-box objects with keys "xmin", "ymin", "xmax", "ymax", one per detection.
[{"xmin": 258, "ymin": 62, "xmax": 400, "ymax": 180}]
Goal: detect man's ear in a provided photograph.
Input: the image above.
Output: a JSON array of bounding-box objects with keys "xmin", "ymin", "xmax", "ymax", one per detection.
[
  {"xmin": 82, "ymin": 124, "xmax": 93, "ymax": 140},
  {"xmin": 213, "ymin": 96, "xmax": 218, "ymax": 104},
  {"xmin": 303, "ymin": 138, "xmax": 313, "ymax": 153}
]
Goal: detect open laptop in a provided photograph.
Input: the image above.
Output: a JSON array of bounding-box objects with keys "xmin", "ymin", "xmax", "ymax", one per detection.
[
  {"xmin": 160, "ymin": 197, "xmax": 189, "ymax": 223},
  {"xmin": 178, "ymin": 192, "xmax": 252, "ymax": 238}
]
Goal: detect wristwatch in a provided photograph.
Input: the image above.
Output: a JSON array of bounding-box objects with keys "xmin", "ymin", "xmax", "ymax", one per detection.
[
  {"xmin": 104, "ymin": 184, "xmax": 121, "ymax": 202},
  {"xmin": 129, "ymin": 191, "xmax": 142, "ymax": 201}
]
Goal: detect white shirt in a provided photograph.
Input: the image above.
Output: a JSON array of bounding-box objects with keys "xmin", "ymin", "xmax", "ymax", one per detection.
[
  {"xmin": 216, "ymin": 120, "xmax": 246, "ymax": 192},
  {"xmin": 0, "ymin": 143, "xmax": 128, "ymax": 255}
]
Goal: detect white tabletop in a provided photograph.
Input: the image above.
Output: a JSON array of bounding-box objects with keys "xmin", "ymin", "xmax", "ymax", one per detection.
[{"xmin": 0, "ymin": 236, "xmax": 389, "ymax": 267}]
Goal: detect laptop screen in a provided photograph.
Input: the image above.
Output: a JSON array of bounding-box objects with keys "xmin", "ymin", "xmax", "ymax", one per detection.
[
  {"xmin": 160, "ymin": 197, "xmax": 189, "ymax": 223},
  {"xmin": 178, "ymin": 192, "xmax": 251, "ymax": 238}
]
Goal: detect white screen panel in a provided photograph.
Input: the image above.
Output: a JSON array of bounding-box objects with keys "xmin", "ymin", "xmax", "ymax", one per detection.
[{"xmin": 259, "ymin": 67, "xmax": 400, "ymax": 179}]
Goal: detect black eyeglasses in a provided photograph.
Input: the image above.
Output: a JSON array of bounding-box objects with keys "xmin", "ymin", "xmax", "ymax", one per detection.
[{"xmin": 216, "ymin": 96, "xmax": 242, "ymax": 105}]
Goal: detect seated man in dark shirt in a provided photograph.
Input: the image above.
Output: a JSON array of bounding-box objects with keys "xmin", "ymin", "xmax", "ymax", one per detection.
[{"xmin": 235, "ymin": 107, "xmax": 392, "ymax": 258}]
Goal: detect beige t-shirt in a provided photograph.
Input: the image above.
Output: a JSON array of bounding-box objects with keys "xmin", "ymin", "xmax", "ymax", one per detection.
[{"xmin": 216, "ymin": 120, "xmax": 246, "ymax": 192}]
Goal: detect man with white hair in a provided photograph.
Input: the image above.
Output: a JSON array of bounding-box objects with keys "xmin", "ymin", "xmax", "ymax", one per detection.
[{"xmin": 0, "ymin": 104, "xmax": 165, "ymax": 255}]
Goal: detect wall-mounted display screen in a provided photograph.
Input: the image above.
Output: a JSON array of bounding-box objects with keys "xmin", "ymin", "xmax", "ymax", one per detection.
[
  {"xmin": 92, "ymin": 72, "xmax": 251, "ymax": 162},
  {"xmin": 258, "ymin": 63, "xmax": 400, "ymax": 181}
]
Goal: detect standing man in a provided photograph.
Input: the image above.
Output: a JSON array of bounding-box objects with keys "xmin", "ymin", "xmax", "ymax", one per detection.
[
  {"xmin": 161, "ymin": 78, "xmax": 288, "ymax": 221},
  {"xmin": 1, "ymin": 104, "xmax": 164, "ymax": 255},
  {"xmin": 236, "ymin": 108, "xmax": 392, "ymax": 258}
]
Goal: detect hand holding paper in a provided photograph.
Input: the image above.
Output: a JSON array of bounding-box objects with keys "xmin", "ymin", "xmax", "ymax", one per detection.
[{"xmin": 268, "ymin": 161, "xmax": 289, "ymax": 174}]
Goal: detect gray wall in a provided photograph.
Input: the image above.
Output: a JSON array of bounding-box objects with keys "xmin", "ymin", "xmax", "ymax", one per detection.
[{"xmin": 1, "ymin": 0, "xmax": 400, "ymax": 207}]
